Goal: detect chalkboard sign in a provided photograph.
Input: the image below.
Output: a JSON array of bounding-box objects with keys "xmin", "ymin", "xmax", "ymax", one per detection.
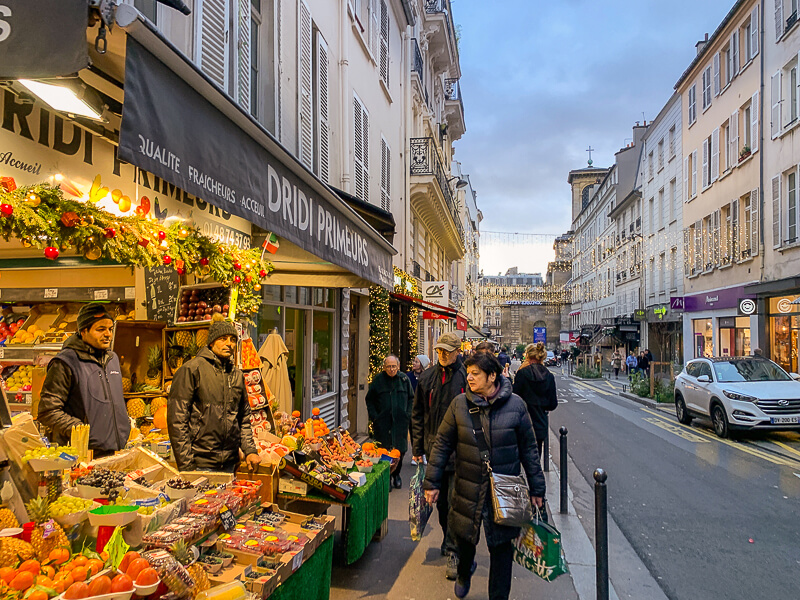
[
  {"xmin": 219, "ymin": 505, "xmax": 237, "ymax": 531},
  {"xmin": 144, "ymin": 265, "xmax": 180, "ymax": 324}
]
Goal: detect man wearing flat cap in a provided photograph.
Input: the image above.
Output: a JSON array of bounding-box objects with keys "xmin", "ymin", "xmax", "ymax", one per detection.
[
  {"xmin": 168, "ymin": 313, "xmax": 260, "ymax": 472},
  {"xmin": 38, "ymin": 303, "xmax": 131, "ymax": 457}
]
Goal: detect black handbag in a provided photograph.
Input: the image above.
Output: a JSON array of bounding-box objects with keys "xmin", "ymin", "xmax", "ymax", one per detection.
[{"xmin": 467, "ymin": 401, "xmax": 533, "ymax": 527}]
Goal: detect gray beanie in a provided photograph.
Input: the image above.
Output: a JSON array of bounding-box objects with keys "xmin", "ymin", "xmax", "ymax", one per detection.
[
  {"xmin": 416, "ymin": 354, "xmax": 430, "ymax": 369},
  {"xmin": 207, "ymin": 317, "xmax": 238, "ymax": 345}
]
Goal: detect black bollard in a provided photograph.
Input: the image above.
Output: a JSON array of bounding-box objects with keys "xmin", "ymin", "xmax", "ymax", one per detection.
[
  {"xmin": 594, "ymin": 468, "xmax": 609, "ymax": 600},
  {"xmin": 559, "ymin": 427, "xmax": 568, "ymax": 514},
  {"xmin": 542, "ymin": 414, "xmax": 550, "ymax": 472}
]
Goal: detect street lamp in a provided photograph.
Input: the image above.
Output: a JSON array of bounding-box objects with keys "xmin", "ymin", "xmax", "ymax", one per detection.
[{"xmin": 447, "ymin": 176, "xmax": 469, "ymax": 190}]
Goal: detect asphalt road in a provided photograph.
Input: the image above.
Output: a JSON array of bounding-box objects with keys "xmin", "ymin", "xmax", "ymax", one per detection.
[{"xmin": 549, "ymin": 370, "xmax": 800, "ymax": 600}]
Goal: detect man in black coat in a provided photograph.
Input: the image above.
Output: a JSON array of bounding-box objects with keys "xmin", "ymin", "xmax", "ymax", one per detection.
[{"xmin": 411, "ymin": 331, "xmax": 467, "ymax": 579}]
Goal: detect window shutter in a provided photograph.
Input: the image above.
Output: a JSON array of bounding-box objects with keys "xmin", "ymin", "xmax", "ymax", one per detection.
[
  {"xmin": 751, "ymin": 6, "xmax": 759, "ymax": 57},
  {"xmin": 236, "ymin": 0, "xmax": 251, "ymax": 112},
  {"xmin": 379, "ymin": 0, "xmax": 389, "ymax": 86},
  {"xmin": 684, "ymin": 156, "xmax": 690, "ymax": 202},
  {"xmin": 691, "ymin": 149, "xmax": 698, "ymax": 197},
  {"xmin": 771, "ymin": 72, "xmax": 781, "ymax": 138},
  {"xmin": 713, "ymin": 52, "xmax": 721, "ymax": 96},
  {"xmin": 731, "ymin": 31, "xmax": 739, "ymax": 75},
  {"xmin": 380, "ymin": 138, "xmax": 390, "ymax": 212},
  {"xmin": 772, "ymin": 174, "xmax": 782, "ymax": 248},
  {"xmin": 751, "ymin": 91, "xmax": 759, "ymax": 152},
  {"xmin": 731, "ymin": 198, "xmax": 739, "ymax": 261},
  {"xmin": 730, "ymin": 110, "xmax": 739, "ymax": 159},
  {"xmin": 196, "ymin": 0, "xmax": 230, "ymax": 90},
  {"xmin": 362, "ymin": 103, "xmax": 370, "ymax": 201},
  {"xmin": 702, "ymin": 138, "xmax": 709, "ymax": 189},
  {"xmin": 694, "ymin": 220, "xmax": 702, "ymax": 273},
  {"xmin": 750, "ymin": 188, "xmax": 759, "ymax": 255},
  {"xmin": 775, "ymin": 0, "xmax": 784, "ymax": 41},
  {"xmin": 315, "ymin": 33, "xmax": 330, "ymax": 183},
  {"xmin": 369, "ymin": 0, "xmax": 379, "ymax": 58},
  {"xmin": 298, "ymin": 0, "xmax": 313, "ymax": 169},
  {"xmin": 711, "ymin": 127, "xmax": 720, "ymax": 182},
  {"xmin": 353, "ymin": 95, "xmax": 365, "ymax": 200}
]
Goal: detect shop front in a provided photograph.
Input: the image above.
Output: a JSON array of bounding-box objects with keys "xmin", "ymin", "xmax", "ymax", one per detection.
[
  {"xmin": 762, "ymin": 293, "xmax": 800, "ymax": 373},
  {"xmin": 643, "ymin": 305, "xmax": 683, "ymax": 366},
  {"xmin": 681, "ymin": 286, "xmax": 757, "ymax": 360}
]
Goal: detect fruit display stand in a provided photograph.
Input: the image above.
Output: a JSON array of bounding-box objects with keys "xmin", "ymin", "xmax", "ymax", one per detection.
[{"xmin": 111, "ymin": 321, "xmax": 167, "ymax": 398}]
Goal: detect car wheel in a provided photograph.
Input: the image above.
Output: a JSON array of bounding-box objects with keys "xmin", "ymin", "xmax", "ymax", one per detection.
[
  {"xmin": 675, "ymin": 394, "xmax": 693, "ymax": 425},
  {"xmin": 711, "ymin": 402, "xmax": 730, "ymax": 438}
]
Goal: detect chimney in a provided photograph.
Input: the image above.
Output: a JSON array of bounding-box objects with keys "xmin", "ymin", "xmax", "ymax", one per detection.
[
  {"xmin": 696, "ymin": 32, "xmax": 709, "ymax": 55},
  {"xmin": 631, "ymin": 121, "xmax": 648, "ymax": 148}
]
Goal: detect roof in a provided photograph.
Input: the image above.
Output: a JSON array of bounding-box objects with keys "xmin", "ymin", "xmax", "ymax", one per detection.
[{"xmin": 674, "ymin": 0, "xmax": 749, "ymax": 90}]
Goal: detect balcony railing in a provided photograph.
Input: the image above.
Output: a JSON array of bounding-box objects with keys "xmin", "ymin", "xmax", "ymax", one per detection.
[
  {"xmin": 425, "ymin": 0, "xmax": 445, "ymax": 13},
  {"xmin": 411, "ymin": 39, "xmax": 430, "ymax": 109},
  {"xmin": 410, "ymin": 137, "xmax": 465, "ymax": 243},
  {"xmin": 788, "ymin": 10, "xmax": 798, "ymax": 32},
  {"xmin": 444, "ymin": 77, "xmax": 464, "ymax": 116}
]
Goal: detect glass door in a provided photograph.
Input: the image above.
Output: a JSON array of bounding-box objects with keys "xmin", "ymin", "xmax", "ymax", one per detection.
[{"xmin": 285, "ymin": 307, "xmax": 306, "ymax": 415}]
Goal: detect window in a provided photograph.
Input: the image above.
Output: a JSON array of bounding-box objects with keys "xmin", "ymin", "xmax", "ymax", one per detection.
[
  {"xmin": 713, "ymin": 51, "xmax": 721, "ymax": 95},
  {"xmin": 657, "ymin": 138, "xmax": 664, "ymax": 170},
  {"xmin": 380, "ymin": 137, "xmax": 391, "ymax": 212},
  {"xmin": 728, "ymin": 30, "xmax": 739, "ymax": 81},
  {"xmin": 250, "ymin": 8, "xmax": 259, "ymax": 117},
  {"xmin": 789, "ymin": 170, "xmax": 798, "ymax": 243},
  {"xmin": 668, "ymin": 126, "xmax": 676, "ymax": 157},
  {"xmin": 744, "ymin": 7, "xmax": 759, "ymax": 62},
  {"xmin": 743, "ymin": 103, "xmax": 752, "ymax": 151},
  {"xmin": 648, "ymin": 151, "xmax": 654, "ymax": 180},
  {"xmin": 659, "ymin": 187, "xmax": 665, "ymax": 229},
  {"xmin": 659, "ymin": 253, "xmax": 666, "ymax": 294},
  {"xmin": 649, "ymin": 196, "xmax": 655, "ymax": 233},
  {"xmin": 298, "ymin": 2, "xmax": 313, "ymax": 167},
  {"xmin": 688, "ymin": 84, "xmax": 697, "ymax": 124},
  {"xmin": 685, "ymin": 150, "xmax": 698, "ymax": 200},
  {"xmin": 670, "ymin": 247, "xmax": 678, "ymax": 289},
  {"xmin": 740, "ymin": 190, "xmax": 759, "ymax": 259},
  {"xmin": 729, "ymin": 110, "xmax": 739, "ymax": 162},
  {"xmin": 649, "ymin": 257, "xmax": 656, "ymax": 296},
  {"xmin": 670, "ymin": 178, "xmax": 677, "ymax": 222},
  {"xmin": 353, "ymin": 94, "xmax": 370, "ymax": 202},
  {"xmin": 702, "ymin": 66, "xmax": 712, "ymax": 110},
  {"xmin": 722, "ymin": 121, "xmax": 731, "ymax": 171}
]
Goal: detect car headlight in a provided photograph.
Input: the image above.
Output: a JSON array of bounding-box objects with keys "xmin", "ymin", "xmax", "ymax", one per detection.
[{"xmin": 722, "ymin": 390, "xmax": 759, "ymax": 402}]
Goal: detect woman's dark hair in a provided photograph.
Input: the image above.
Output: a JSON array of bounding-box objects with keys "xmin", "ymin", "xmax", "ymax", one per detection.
[
  {"xmin": 474, "ymin": 341, "xmax": 495, "ymax": 354},
  {"xmin": 464, "ymin": 352, "xmax": 503, "ymax": 379}
]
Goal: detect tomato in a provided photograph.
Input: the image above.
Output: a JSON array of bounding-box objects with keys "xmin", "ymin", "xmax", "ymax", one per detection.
[
  {"xmin": 87, "ymin": 575, "xmax": 111, "ymax": 597},
  {"xmin": 18, "ymin": 561, "xmax": 40, "ymax": 576},
  {"xmin": 63, "ymin": 582, "xmax": 89, "ymax": 600},
  {"xmin": 124, "ymin": 559, "xmax": 149, "ymax": 582},
  {"xmin": 0, "ymin": 568, "xmax": 17, "ymax": 585},
  {"xmin": 70, "ymin": 567, "xmax": 88, "ymax": 583},
  {"xmin": 134, "ymin": 568, "xmax": 159, "ymax": 586},
  {"xmin": 86, "ymin": 560, "xmax": 104, "ymax": 577},
  {"xmin": 110, "ymin": 574, "xmax": 133, "ymax": 593},
  {"xmin": 9, "ymin": 571, "xmax": 34, "ymax": 591},
  {"xmin": 118, "ymin": 551, "xmax": 141, "ymax": 574}
]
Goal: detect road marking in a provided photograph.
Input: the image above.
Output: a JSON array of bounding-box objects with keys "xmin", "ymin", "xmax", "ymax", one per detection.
[
  {"xmin": 643, "ymin": 417, "xmax": 710, "ymax": 442},
  {"xmin": 773, "ymin": 440, "xmax": 800, "ymax": 460}
]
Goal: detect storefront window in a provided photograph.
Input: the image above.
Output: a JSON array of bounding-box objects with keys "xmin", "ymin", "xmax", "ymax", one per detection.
[
  {"xmin": 312, "ymin": 311, "xmax": 334, "ymax": 397},
  {"xmin": 285, "ymin": 308, "xmax": 305, "ymax": 413},
  {"xmin": 313, "ymin": 288, "xmax": 335, "ymax": 308},
  {"xmin": 261, "ymin": 285, "xmax": 281, "ymax": 303},
  {"xmin": 771, "ymin": 315, "xmax": 800, "ymax": 373},
  {"xmin": 693, "ymin": 318, "xmax": 713, "ymax": 358},
  {"xmin": 257, "ymin": 303, "xmax": 282, "ymax": 349},
  {"xmin": 719, "ymin": 316, "xmax": 750, "ymax": 357},
  {"xmin": 285, "ymin": 287, "xmax": 297, "ymax": 305}
]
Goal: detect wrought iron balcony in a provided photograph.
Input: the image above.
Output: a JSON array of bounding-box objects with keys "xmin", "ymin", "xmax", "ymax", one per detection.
[
  {"xmin": 411, "ymin": 39, "xmax": 430, "ymax": 109},
  {"xmin": 425, "ymin": 0, "xmax": 445, "ymax": 13}
]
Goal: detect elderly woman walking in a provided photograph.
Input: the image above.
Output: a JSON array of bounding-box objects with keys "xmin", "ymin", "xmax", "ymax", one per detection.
[
  {"xmin": 405, "ymin": 354, "xmax": 430, "ymax": 392},
  {"xmin": 512, "ymin": 342, "xmax": 558, "ymax": 458},
  {"xmin": 423, "ymin": 353, "xmax": 545, "ymax": 600}
]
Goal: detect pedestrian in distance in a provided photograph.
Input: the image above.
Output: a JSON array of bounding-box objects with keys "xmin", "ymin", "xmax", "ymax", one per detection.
[
  {"xmin": 406, "ymin": 354, "xmax": 431, "ymax": 393},
  {"xmin": 497, "ymin": 346, "xmax": 511, "ymax": 378},
  {"xmin": 411, "ymin": 332, "xmax": 467, "ymax": 579},
  {"xmin": 519, "ymin": 343, "xmax": 534, "ymax": 369},
  {"xmin": 611, "ymin": 349, "xmax": 622, "ymax": 379},
  {"xmin": 474, "ymin": 341, "xmax": 495, "ymax": 355},
  {"xmin": 366, "ymin": 354, "xmax": 414, "ymax": 489},
  {"xmin": 512, "ymin": 342, "xmax": 558, "ymax": 458},
  {"xmin": 638, "ymin": 350, "xmax": 651, "ymax": 379},
  {"xmin": 626, "ymin": 351, "xmax": 638, "ymax": 382},
  {"xmin": 423, "ymin": 352, "xmax": 545, "ymax": 600},
  {"xmin": 38, "ymin": 303, "xmax": 131, "ymax": 458}
]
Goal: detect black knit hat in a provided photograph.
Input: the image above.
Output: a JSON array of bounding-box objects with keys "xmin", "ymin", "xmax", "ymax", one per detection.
[
  {"xmin": 77, "ymin": 303, "xmax": 114, "ymax": 332},
  {"xmin": 207, "ymin": 315, "xmax": 238, "ymax": 345}
]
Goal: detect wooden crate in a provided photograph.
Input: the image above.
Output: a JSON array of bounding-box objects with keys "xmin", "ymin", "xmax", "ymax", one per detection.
[
  {"xmin": 112, "ymin": 320, "xmax": 166, "ymax": 394},
  {"xmin": 162, "ymin": 325, "xmax": 211, "ymax": 382}
]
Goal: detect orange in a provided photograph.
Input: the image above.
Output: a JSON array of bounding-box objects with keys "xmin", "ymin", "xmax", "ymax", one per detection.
[
  {"xmin": 59, "ymin": 561, "xmax": 75, "ymax": 572},
  {"xmin": 99, "ymin": 552, "xmax": 108, "ymax": 563},
  {"xmin": 47, "ymin": 548, "xmax": 70, "ymax": 566},
  {"xmin": 42, "ymin": 566, "xmax": 55, "ymax": 579},
  {"xmin": 27, "ymin": 590, "xmax": 47, "ymax": 600},
  {"xmin": 54, "ymin": 572, "xmax": 74, "ymax": 588},
  {"xmin": 86, "ymin": 560, "xmax": 103, "ymax": 577},
  {"xmin": 70, "ymin": 566, "xmax": 88, "ymax": 583},
  {"xmin": 71, "ymin": 557, "xmax": 88, "ymax": 568},
  {"xmin": 9, "ymin": 571, "xmax": 34, "ymax": 591},
  {"xmin": 35, "ymin": 576, "xmax": 54, "ymax": 588},
  {"xmin": 18, "ymin": 560, "xmax": 40, "ymax": 575},
  {"xmin": 53, "ymin": 580, "xmax": 66, "ymax": 594},
  {"xmin": 0, "ymin": 568, "xmax": 17, "ymax": 585},
  {"xmin": 153, "ymin": 406, "xmax": 167, "ymax": 430}
]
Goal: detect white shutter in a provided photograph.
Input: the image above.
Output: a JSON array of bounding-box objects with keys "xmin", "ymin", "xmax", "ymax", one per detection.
[
  {"xmin": 771, "ymin": 72, "xmax": 781, "ymax": 138},
  {"xmin": 353, "ymin": 95, "xmax": 365, "ymax": 200},
  {"xmin": 730, "ymin": 110, "xmax": 739, "ymax": 160},
  {"xmin": 236, "ymin": 0, "xmax": 251, "ymax": 112},
  {"xmin": 711, "ymin": 127, "xmax": 720, "ymax": 182},
  {"xmin": 196, "ymin": 0, "xmax": 230, "ymax": 90},
  {"xmin": 315, "ymin": 33, "xmax": 330, "ymax": 184},
  {"xmin": 379, "ymin": 0, "xmax": 389, "ymax": 86},
  {"xmin": 731, "ymin": 31, "xmax": 740, "ymax": 75},
  {"xmin": 362, "ymin": 103, "xmax": 369, "ymax": 202},
  {"xmin": 751, "ymin": 6, "xmax": 759, "ymax": 57},
  {"xmin": 298, "ymin": 0, "xmax": 313, "ymax": 168},
  {"xmin": 684, "ymin": 156, "xmax": 690, "ymax": 202},
  {"xmin": 369, "ymin": 0, "xmax": 379, "ymax": 58},
  {"xmin": 702, "ymin": 138, "xmax": 710, "ymax": 189},
  {"xmin": 380, "ymin": 138, "xmax": 390, "ymax": 212},
  {"xmin": 751, "ymin": 91, "xmax": 759, "ymax": 152},
  {"xmin": 713, "ymin": 52, "xmax": 721, "ymax": 96},
  {"xmin": 691, "ymin": 149, "xmax": 698, "ymax": 197},
  {"xmin": 772, "ymin": 174, "xmax": 782, "ymax": 248},
  {"xmin": 775, "ymin": 0, "xmax": 784, "ymax": 41},
  {"xmin": 751, "ymin": 188, "xmax": 759, "ymax": 255}
]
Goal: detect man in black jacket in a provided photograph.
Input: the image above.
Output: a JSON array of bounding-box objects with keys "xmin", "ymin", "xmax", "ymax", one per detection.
[
  {"xmin": 411, "ymin": 331, "xmax": 467, "ymax": 579},
  {"xmin": 168, "ymin": 315, "xmax": 260, "ymax": 472},
  {"xmin": 38, "ymin": 303, "xmax": 131, "ymax": 457}
]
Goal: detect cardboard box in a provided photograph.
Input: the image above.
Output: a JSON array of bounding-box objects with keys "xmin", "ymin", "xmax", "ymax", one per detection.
[
  {"xmin": 173, "ymin": 283, "xmax": 231, "ymax": 327},
  {"xmin": 236, "ymin": 466, "xmax": 278, "ymax": 504},
  {"xmin": 278, "ymin": 477, "xmax": 307, "ymax": 496},
  {"xmin": 280, "ymin": 455, "xmax": 352, "ymax": 502}
]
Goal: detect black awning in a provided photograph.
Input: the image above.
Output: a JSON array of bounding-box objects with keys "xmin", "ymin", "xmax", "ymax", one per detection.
[
  {"xmin": 745, "ymin": 276, "xmax": 800, "ymax": 295},
  {"xmin": 331, "ymin": 187, "xmax": 395, "ymax": 244}
]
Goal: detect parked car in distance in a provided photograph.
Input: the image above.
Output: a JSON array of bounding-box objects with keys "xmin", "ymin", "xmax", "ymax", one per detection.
[
  {"xmin": 674, "ymin": 356, "xmax": 800, "ymax": 438},
  {"xmin": 545, "ymin": 351, "xmax": 558, "ymax": 366}
]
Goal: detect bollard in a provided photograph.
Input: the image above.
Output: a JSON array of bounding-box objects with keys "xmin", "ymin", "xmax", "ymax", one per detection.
[
  {"xmin": 559, "ymin": 427, "xmax": 568, "ymax": 514},
  {"xmin": 542, "ymin": 414, "xmax": 550, "ymax": 472},
  {"xmin": 594, "ymin": 468, "xmax": 609, "ymax": 600}
]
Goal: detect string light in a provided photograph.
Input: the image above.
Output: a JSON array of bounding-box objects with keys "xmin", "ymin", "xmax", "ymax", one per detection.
[{"xmin": 368, "ymin": 286, "xmax": 390, "ymax": 383}]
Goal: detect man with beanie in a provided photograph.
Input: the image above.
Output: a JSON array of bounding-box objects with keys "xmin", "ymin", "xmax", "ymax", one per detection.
[
  {"xmin": 168, "ymin": 313, "xmax": 261, "ymax": 472},
  {"xmin": 38, "ymin": 303, "xmax": 131, "ymax": 458},
  {"xmin": 411, "ymin": 331, "xmax": 467, "ymax": 580}
]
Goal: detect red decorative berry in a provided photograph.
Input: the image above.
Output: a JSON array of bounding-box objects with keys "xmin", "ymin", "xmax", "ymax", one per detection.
[
  {"xmin": 0, "ymin": 204, "xmax": 13, "ymax": 217},
  {"xmin": 199, "ymin": 257, "xmax": 209, "ymax": 266},
  {"xmin": 233, "ymin": 275, "xmax": 241, "ymax": 284},
  {"xmin": 176, "ymin": 267, "xmax": 185, "ymax": 275},
  {"xmin": 158, "ymin": 230, "xmax": 166, "ymax": 240},
  {"xmin": 163, "ymin": 255, "xmax": 172, "ymax": 265},
  {"xmin": 104, "ymin": 227, "xmax": 116, "ymax": 238},
  {"xmin": 259, "ymin": 269, "xmax": 267, "ymax": 278},
  {"xmin": 233, "ymin": 262, "xmax": 242, "ymax": 271},
  {"xmin": 44, "ymin": 247, "xmax": 59, "ymax": 260}
]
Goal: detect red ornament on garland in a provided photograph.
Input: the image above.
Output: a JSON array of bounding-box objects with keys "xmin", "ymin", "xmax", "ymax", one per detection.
[
  {"xmin": 176, "ymin": 267, "xmax": 185, "ymax": 275},
  {"xmin": 245, "ymin": 275, "xmax": 252, "ymax": 283},
  {"xmin": 258, "ymin": 269, "xmax": 267, "ymax": 278},
  {"xmin": 60, "ymin": 211, "xmax": 79, "ymax": 227},
  {"xmin": 158, "ymin": 230, "xmax": 166, "ymax": 240},
  {"xmin": 233, "ymin": 262, "xmax": 242, "ymax": 271},
  {"xmin": 44, "ymin": 247, "xmax": 59, "ymax": 260},
  {"xmin": 233, "ymin": 275, "xmax": 241, "ymax": 284},
  {"xmin": 138, "ymin": 238, "xmax": 149, "ymax": 247},
  {"xmin": 104, "ymin": 227, "xmax": 116, "ymax": 238},
  {"xmin": 0, "ymin": 204, "xmax": 12, "ymax": 217},
  {"xmin": 199, "ymin": 257, "xmax": 209, "ymax": 266},
  {"xmin": 163, "ymin": 255, "xmax": 172, "ymax": 265}
]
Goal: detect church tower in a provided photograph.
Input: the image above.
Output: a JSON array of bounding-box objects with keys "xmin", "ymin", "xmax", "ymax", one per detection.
[{"xmin": 567, "ymin": 152, "xmax": 610, "ymax": 224}]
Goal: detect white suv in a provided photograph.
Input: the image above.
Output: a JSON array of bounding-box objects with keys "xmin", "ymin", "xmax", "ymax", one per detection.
[{"xmin": 674, "ymin": 357, "xmax": 800, "ymax": 438}]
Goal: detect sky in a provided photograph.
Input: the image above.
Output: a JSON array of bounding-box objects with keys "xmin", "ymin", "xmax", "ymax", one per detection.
[{"xmin": 453, "ymin": 0, "xmax": 736, "ymax": 277}]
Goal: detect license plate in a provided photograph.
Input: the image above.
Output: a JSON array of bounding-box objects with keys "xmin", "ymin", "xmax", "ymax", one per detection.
[{"xmin": 770, "ymin": 417, "xmax": 800, "ymax": 424}]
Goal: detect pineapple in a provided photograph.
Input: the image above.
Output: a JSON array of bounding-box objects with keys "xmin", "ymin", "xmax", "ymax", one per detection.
[
  {"xmin": 184, "ymin": 333, "xmax": 200, "ymax": 360},
  {"xmin": 171, "ymin": 540, "xmax": 209, "ymax": 599},
  {"xmin": 0, "ymin": 505, "xmax": 19, "ymax": 531},
  {"xmin": 120, "ymin": 357, "xmax": 132, "ymax": 393},
  {"xmin": 195, "ymin": 328, "xmax": 209, "ymax": 347},
  {"xmin": 25, "ymin": 497, "xmax": 69, "ymax": 562},
  {"xmin": 167, "ymin": 345, "xmax": 184, "ymax": 373},
  {"xmin": 175, "ymin": 329, "xmax": 193, "ymax": 347},
  {"xmin": 151, "ymin": 396, "xmax": 168, "ymax": 414},
  {"xmin": 145, "ymin": 346, "xmax": 163, "ymax": 388},
  {"xmin": 126, "ymin": 397, "xmax": 146, "ymax": 419},
  {"xmin": 0, "ymin": 538, "xmax": 34, "ymax": 567}
]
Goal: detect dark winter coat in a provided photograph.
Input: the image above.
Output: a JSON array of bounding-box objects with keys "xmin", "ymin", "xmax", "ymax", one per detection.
[
  {"xmin": 411, "ymin": 356, "xmax": 467, "ymax": 466},
  {"xmin": 512, "ymin": 363, "xmax": 558, "ymax": 441},
  {"xmin": 638, "ymin": 355, "xmax": 650, "ymax": 371},
  {"xmin": 168, "ymin": 347, "xmax": 257, "ymax": 471},
  {"xmin": 365, "ymin": 371, "xmax": 414, "ymax": 453},
  {"xmin": 497, "ymin": 351, "xmax": 511, "ymax": 368},
  {"xmin": 38, "ymin": 334, "xmax": 130, "ymax": 452},
  {"xmin": 424, "ymin": 376, "xmax": 545, "ymax": 546}
]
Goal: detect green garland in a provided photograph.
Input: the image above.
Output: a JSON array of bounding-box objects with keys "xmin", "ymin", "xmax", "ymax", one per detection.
[
  {"xmin": 0, "ymin": 183, "xmax": 273, "ymax": 314},
  {"xmin": 368, "ymin": 286, "xmax": 390, "ymax": 382},
  {"xmin": 393, "ymin": 267, "xmax": 419, "ymax": 369}
]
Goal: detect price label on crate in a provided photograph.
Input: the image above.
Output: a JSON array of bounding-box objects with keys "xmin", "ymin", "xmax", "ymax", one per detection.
[
  {"xmin": 93, "ymin": 289, "xmax": 109, "ymax": 300},
  {"xmin": 58, "ymin": 452, "xmax": 77, "ymax": 462},
  {"xmin": 219, "ymin": 505, "xmax": 237, "ymax": 531},
  {"xmin": 290, "ymin": 549, "xmax": 304, "ymax": 571},
  {"xmin": 44, "ymin": 288, "xmax": 58, "ymax": 299}
]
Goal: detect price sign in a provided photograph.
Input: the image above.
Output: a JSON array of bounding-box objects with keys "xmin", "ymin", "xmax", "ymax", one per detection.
[
  {"xmin": 219, "ymin": 505, "xmax": 237, "ymax": 531},
  {"xmin": 44, "ymin": 288, "xmax": 58, "ymax": 299},
  {"xmin": 290, "ymin": 549, "xmax": 304, "ymax": 571},
  {"xmin": 144, "ymin": 264, "xmax": 180, "ymax": 324},
  {"xmin": 94, "ymin": 289, "xmax": 109, "ymax": 300}
]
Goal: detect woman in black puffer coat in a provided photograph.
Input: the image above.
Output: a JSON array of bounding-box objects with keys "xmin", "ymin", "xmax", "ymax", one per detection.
[
  {"xmin": 513, "ymin": 342, "xmax": 558, "ymax": 458},
  {"xmin": 424, "ymin": 353, "xmax": 545, "ymax": 600}
]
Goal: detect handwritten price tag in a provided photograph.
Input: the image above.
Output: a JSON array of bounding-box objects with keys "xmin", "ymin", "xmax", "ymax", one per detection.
[
  {"xmin": 44, "ymin": 288, "xmax": 58, "ymax": 299},
  {"xmin": 219, "ymin": 505, "xmax": 237, "ymax": 531},
  {"xmin": 94, "ymin": 289, "xmax": 109, "ymax": 300}
]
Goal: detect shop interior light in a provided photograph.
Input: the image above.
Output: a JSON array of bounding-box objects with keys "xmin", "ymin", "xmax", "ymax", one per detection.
[{"xmin": 18, "ymin": 79, "xmax": 105, "ymax": 121}]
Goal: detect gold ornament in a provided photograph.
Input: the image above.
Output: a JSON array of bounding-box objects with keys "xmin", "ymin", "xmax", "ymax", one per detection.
[
  {"xmin": 24, "ymin": 192, "xmax": 41, "ymax": 207},
  {"xmin": 84, "ymin": 241, "xmax": 102, "ymax": 260},
  {"xmin": 21, "ymin": 239, "xmax": 32, "ymax": 248},
  {"xmin": 178, "ymin": 228, "xmax": 190, "ymax": 240},
  {"xmin": 199, "ymin": 265, "xmax": 211, "ymax": 277},
  {"xmin": 244, "ymin": 263, "xmax": 252, "ymax": 272},
  {"xmin": 253, "ymin": 284, "xmax": 262, "ymax": 292}
]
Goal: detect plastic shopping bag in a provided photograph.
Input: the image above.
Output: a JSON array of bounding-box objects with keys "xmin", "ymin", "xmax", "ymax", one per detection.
[
  {"xmin": 409, "ymin": 463, "xmax": 433, "ymax": 541},
  {"xmin": 512, "ymin": 509, "xmax": 568, "ymax": 581}
]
